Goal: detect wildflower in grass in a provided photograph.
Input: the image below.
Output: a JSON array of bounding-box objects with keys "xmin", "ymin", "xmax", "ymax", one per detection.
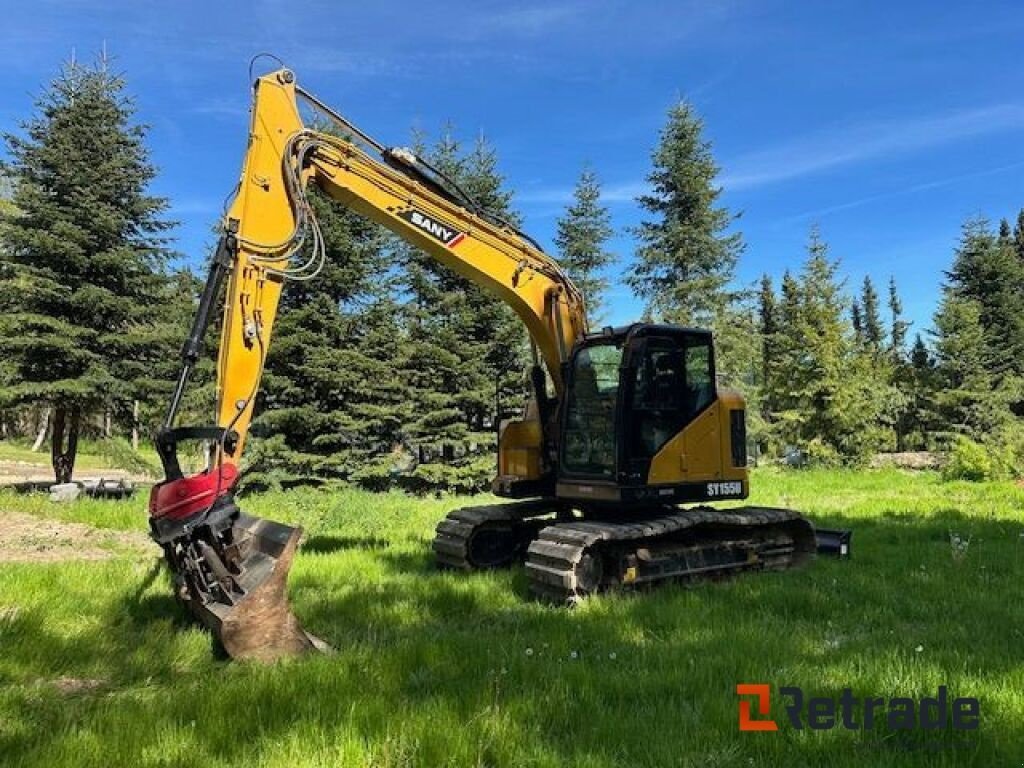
[
  {"xmin": 915, "ymin": 644, "xmax": 924, "ymax": 653},
  {"xmin": 570, "ymin": 650, "xmax": 579, "ymax": 660},
  {"xmin": 525, "ymin": 648, "xmax": 534, "ymax": 657},
  {"xmin": 608, "ymin": 652, "xmax": 617, "ymax": 660}
]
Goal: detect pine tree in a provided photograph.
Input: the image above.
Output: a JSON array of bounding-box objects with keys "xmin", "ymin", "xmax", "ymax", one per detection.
[
  {"xmin": 770, "ymin": 270, "xmax": 804, "ymax": 445},
  {"xmin": 1014, "ymin": 209, "xmax": 1024, "ymax": 262},
  {"xmin": 628, "ymin": 100, "xmax": 742, "ymax": 327},
  {"xmin": 886, "ymin": 277, "xmax": 913, "ymax": 449},
  {"xmin": 998, "ymin": 218, "xmax": 1012, "ymax": 246},
  {"xmin": 946, "ymin": 216, "xmax": 1024, "ymax": 376},
  {"xmin": 931, "ymin": 292, "xmax": 1008, "ymax": 437},
  {"xmin": 768, "ymin": 230, "xmax": 891, "ymax": 463},
  {"xmin": 108, "ymin": 266, "xmax": 212, "ymax": 444},
  {"xmin": 860, "ymin": 276, "xmax": 884, "ymax": 353},
  {"xmin": 904, "ymin": 333, "xmax": 938, "ymax": 447},
  {"xmin": 0, "ymin": 56, "xmax": 172, "ymax": 482},
  {"xmin": 554, "ymin": 166, "xmax": 614, "ymax": 325},
  {"xmin": 888, "ymin": 276, "xmax": 910, "ymax": 358},
  {"xmin": 850, "ymin": 300, "xmax": 863, "ymax": 343},
  {"xmin": 245, "ymin": 158, "xmax": 407, "ymax": 491},
  {"xmin": 757, "ymin": 275, "xmax": 778, "ymax": 408},
  {"xmin": 396, "ymin": 129, "xmax": 528, "ymax": 493}
]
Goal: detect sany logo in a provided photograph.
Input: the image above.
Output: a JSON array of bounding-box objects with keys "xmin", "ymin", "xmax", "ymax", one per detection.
[
  {"xmin": 398, "ymin": 209, "xmax": 466, "ymax": 248},
  {"xmin": 736, "ymin": 684, "xmax": 980, "ymax": 732},
  {"xmin": 737, "ymin": 684, "xmax": 778, "ymax": 731}
]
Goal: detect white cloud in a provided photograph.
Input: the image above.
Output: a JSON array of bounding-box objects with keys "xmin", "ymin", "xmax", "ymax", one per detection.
[
  {"xmin": 519, "ymin": 179, "xmax": 647, "ymax": 205},
  {"xmin": 784, "ymin": 159, "xmax": 1024, "ymax": 222},
  {"xmin": 721, "ymin": 103, "xmax": 1024, "ymax": 191},
  {"xmin": 475, "ymin": 4, "xmax": 581, "ymax": 37}
]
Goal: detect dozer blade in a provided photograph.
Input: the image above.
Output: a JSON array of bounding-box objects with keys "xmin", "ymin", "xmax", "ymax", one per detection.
[{"xmin": 176, "ymin": 513, "xmax": 329, "ymax": 662}]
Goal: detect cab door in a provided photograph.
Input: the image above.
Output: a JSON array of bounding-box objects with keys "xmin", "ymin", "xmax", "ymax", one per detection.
[{"xmin": 620, "ymin": 332, "xmax": 718, "ymax": 485}]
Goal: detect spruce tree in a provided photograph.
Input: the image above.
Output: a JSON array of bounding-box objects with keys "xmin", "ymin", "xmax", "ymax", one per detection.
[
  {"xmin": 768, "ymin": 271, "xmax": 805, "ymax": 453},
  {"xmin": 850, "ymin": 300, "xmax": 863, "ymax": 343},
  {"xmin": 628, "ymin": 100, "xmax": 742, "ymax": 327},
  {"xmin": 554, "ymin": 166, "xmax": 614, "ymax": 325},
  {"xmin": 905, "ymin": 333, "xmax": 938, "ymax": 447},
  {"xmin": 1014, "ymin": 209, "xmax": 1024, "ymax": 262},
  {"xmin": 396, "ymin": 129, "xmax": 527, "ymax": 493},
  {"xmin": 886, "ymin": 277, "xmax": 913, "ymax": 449},
  {"xmin": 888, "ymin": 276, "xmax": 910, "ymax": 358},
  {"xmin": 757, "ymin": 275, "xmax": 778, "ymax": 408},
  {"xmin": 0, "ymin": 56, "xmax": 172, "ymax": 482},
  {"xmin": 946, "ymin": 216, "xmax": 1024, "ymax": 376},
  {"xmin": 931, "ymin": 292, "xmax": 1007, "ymax": 437},
  {"xmin": 998, "ymin": 218, "xmax": 1012, "ymax": 246},
  {"xmin": 860, "ymin": 276, "xmax": 884, "ymax": 353},
  {"xmin": 245, "ymin": 167, "xmax": 407, "ymax": 490},
  {"xmin": 769, "ymin": 230, "xmax": 891, "ymax": 463}
]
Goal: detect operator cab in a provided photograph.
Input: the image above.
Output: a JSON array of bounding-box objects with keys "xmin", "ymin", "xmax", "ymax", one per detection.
[{"xmin": 558, "ymin": 324, "xmax": 723, "ymax": 506}]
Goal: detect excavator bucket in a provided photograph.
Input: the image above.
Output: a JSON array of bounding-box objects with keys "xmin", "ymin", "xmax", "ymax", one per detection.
[
  {"xmin": 151, "ymin": 474, "xmax": 329, "ymax": 662},
  {"xmin": 180, "ymin": 513, "xmax": 328, "ymax": 662},
  {"xmin": 149, "ymin": 432, "xmax": 329, "ymax": 662}
]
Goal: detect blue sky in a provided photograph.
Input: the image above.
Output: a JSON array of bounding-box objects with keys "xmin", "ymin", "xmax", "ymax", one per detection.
[{"xmin": 2, "ymin": 0, "xmax": 1022, "ymax": 336}]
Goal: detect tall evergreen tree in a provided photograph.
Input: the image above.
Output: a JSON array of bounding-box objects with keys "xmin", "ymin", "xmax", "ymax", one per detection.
[
  {"xmin": 1014, "ymin": 209, "xmax": 1024, "ymax": 262},
  {"xmin": 245, "ymin": 174, "xmax": 407, "ymax": 491},
  {"xmin": 888, "ymin": 276, "xmax": 910, "ymax": 358},
  {"xmin": 757, "ymin": 275, "xmax": 778, "ymax": 406},
  {"xmin": 627, "ymin": 100, "xmax": 742, "ymax": 327},
  {"xmin": 860, "ymin": 276, "xmax": 884, "ymax": 353},
  {"xmin": 997, "ymin": 218, "xmax": 1012, "ymax": 246},
  {"xmin": 885, "ymin": 276, "xmax": 913, "ymax": 449},
  {"xmin": 767, "ymin": 230, "xmax": 891, "ymax": 463},
  {"xmin": 850, "ymin": 299, "xmax": 863, "ymax": 342},
  {"xmin": 0, "ymin": 56, "xmax": 173, "ymax": 482},
  {"xmin": 396, "ymin": 129, "xmax": 528, "ymax": 492},
  {"xmin": 931, "ymin": 292, "xmax": 1006, "ymax": 437},
  {"xmin": 903, "ymin": 333, "xmax": 938, "ymax": 446},
  {"xmin": 946, "ymin": 216, "xmax": 1024, "ymax": 376},
  {"xmin": 554, "ymin": 166, "xmax": 614, "ymax": 325}
]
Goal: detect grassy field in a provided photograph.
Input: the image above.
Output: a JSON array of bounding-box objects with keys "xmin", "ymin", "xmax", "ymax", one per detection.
[
  {"xmin": 0, "ymin": 438, "xmax": 160, "ymax": 478},
  {"xmin": 0, "ymin": 468, "xmax": 1022, "ymax": 767}
]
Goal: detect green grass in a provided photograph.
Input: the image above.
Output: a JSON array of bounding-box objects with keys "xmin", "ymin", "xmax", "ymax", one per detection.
[{"xmin": 1, "ymin": 468, "xmax": 1022, "ymax": 767}]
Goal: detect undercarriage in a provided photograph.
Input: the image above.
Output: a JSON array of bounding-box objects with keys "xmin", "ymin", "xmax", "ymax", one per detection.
[{"xmin": 433, "ymin": 500, "xmax": 821, "ymax": 603}]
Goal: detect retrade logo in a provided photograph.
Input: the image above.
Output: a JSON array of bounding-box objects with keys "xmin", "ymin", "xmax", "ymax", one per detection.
[
  {"xmin": 736, "ymin": 684, "xmax": 980, "ymax": 732},
  {"xmin": 398, "ymin": 208, "xmax": 466, "ymax": 248},
  {"xmin": 737, "ymin": 684, "xmax": 778, "ymax": 731}
]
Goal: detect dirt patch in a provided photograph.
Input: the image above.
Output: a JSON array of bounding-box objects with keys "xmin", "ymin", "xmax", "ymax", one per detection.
[
  {"xmin": 49, "ymin": 676, "xmax": 107, "ymax": 696},
  {"xmin": 0, "ymin": 511, "xmax": 153, "ymax": 563},
  {"xmin": 870, "ymin": 451, "xmax": 942, "ymax": 470},
  {"xmin": 0, "ymin": 460, "xmax": 152, "ymax": 486}
]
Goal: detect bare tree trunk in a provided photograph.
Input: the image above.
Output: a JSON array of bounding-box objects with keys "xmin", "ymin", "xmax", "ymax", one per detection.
[
  {"xmin": 104, "ymin": 410, "xmax": 111, "ymax": 438},
  {"xmin": 51, "ymin": 403, "xmax": 81, "ymax": 484},
  {"xmin": 132, "ymin": 400, "xmax": 140, "ymax": 450},
  {"xmin": 31, "ymin": 407, "xmax": 50, "ymax": 452}
]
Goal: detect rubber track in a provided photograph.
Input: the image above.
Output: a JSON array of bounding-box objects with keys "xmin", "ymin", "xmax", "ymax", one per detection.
[
  {"xmin": 432, "ymin": 498, "xmax": 556, "ymax": 570},
  {"xmin": 525, "ymin": 506, "xmax": 816, "ymax": 603}
]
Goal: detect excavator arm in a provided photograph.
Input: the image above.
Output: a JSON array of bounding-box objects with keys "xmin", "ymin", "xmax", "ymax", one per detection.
[{"xmin": 149, "ymin": 69, "xmax": 585, "ymax": 660}]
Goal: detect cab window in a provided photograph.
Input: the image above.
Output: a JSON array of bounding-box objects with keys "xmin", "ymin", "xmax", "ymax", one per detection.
[
  {"xmin": 562, "ymin": 343, "xmax": 620, "ymax": 477},
  {"xmin": 628, "ymin": 336, "xmax": 715, "ymax": 460}
]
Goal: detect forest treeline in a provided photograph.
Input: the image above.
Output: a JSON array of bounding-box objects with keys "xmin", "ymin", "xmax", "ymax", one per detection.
[{"xmin": 1, "ymin": 58, "xmax": 1022, "ymax": 490}]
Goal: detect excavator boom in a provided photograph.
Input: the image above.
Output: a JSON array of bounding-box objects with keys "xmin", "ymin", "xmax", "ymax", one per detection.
[{"xmin": 150, "ymin": 69, "xmax": 586, "ymax": 660}]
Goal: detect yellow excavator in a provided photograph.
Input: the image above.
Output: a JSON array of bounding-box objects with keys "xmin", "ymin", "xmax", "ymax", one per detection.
[{"xmin": 150, "ymin": 68, "xmax": 834, "ymax": 662}]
